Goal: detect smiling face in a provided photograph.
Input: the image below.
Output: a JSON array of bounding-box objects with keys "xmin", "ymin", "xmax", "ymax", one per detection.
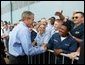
[
  {"xmin": 54, "ymin": 19, "xmax": 63, "ymax": 31},
  {"xmin": 38, "ymin": 24, "xmax": 46, "ymax": 34},
  {"xmin": 25, "ymin": 15, "xmax": 34, "ymax": 27},
  {"xmin": 21, "ymin": 11, "xmax": 34, "ymax": 28},
  {"xmin": 58, "ymin": 25, "xmax": 69, "ymax": 37},
  {"xmin": 72, "ymin": 13, "xmax": 84, "ymax": 24}
]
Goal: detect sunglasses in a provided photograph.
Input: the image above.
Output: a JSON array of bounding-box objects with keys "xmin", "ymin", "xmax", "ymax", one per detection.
[{"xmin": 72, "ymin": 16, "xmax": 78, "ymax": 19}]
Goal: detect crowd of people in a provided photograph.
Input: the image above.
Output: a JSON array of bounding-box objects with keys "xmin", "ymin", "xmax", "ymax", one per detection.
[{"xmin": 1, "ymin": 10, "xmax": 84, "ymax": 64}]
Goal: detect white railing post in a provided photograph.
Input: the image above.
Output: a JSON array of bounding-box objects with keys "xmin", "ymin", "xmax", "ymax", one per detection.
[{"xmin": 62, "ymin": 56, "xmax": 64, "ymax": 64}]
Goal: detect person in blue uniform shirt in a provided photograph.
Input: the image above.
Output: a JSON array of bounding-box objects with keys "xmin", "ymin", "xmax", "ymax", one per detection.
[
  {"xmin": 67, "ymin": 12, "xmax": 84, "ymax": 61},
  {"xmin": 48, "ymin": 22, "xmax": 78, "ymax": 64},
  {"xmin": 55, "ymin": 11, "xmax": 84, "ymax": 54},
  {"xmin": 8, "ymin": 11, "xmax": 47, "ymax": 64},
  {"xmin": 55, "ymin": 11, "xmax": 84, "ymax": 43},
  {"xmin": 54, "ymin": 11, "xmax": 84, "ymax": 64},
  {"xmin": 70, "ymin": 12, "xmax": 84, "ymax": 44}
]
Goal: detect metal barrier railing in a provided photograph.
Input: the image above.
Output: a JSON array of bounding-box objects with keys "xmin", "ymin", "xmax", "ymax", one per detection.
[
  {"xmin": 47, "ymin": 49, "xmax": 79, "ymax": 64},
  {"xmin": 28, "ymin": 49, "xmax": 79, "ymax": 64}
]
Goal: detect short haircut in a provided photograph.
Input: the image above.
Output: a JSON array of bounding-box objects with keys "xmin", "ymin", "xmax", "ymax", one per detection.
[
  {"xmin": 49, "ymin": 17, "xmax": 55, "ymax": 25},
  {"xmin": 21, "ymin": 11, "xmax": 34, "ymax": 21},
  {"xmin": 74, "ymin": 11, "xmax": 84, "ymax": 17},
  {"xmin": 62, "ymin": 22, "xmax": 71, "ymax": 31},
  {"xmin": 55, "ymin": 19, "xmax": 63, "ymax": 23},
  {"xmin": 4, "ymin": 21, "xmax": 8, "ymax": 25}
]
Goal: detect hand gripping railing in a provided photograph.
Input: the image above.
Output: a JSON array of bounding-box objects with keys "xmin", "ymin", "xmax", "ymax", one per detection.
[{"xmin": 47, "ymin": 49, "xmax": 79, "ymax": 64}]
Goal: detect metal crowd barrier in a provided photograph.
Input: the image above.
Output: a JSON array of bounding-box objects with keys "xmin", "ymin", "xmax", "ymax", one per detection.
[
  {"xmin": 27, "ymin": 49, "xmax": 79, "ymax": 64},
  {"xmin": 47, "ymin": 49, "xmax": 79, "ymax": 64}
]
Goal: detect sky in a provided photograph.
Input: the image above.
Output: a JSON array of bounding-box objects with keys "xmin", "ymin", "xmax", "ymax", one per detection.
[{"xmin": 1, "ymin": 1, "xmax": 84, "ymax": 22}]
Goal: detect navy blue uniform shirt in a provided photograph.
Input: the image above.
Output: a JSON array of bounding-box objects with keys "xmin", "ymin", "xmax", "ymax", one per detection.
[{"xmin": 48, "ymin": 33, "xmax": 78, "ymax": 54}]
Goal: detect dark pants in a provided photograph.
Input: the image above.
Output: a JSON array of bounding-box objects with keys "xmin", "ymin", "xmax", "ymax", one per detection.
[
  {"xmin": 9, "ymin": 54, "xmax": 28, "ymax": 64},
  {"xmin": 1, "ymin": 55, "xmax": 6, "ymax": 64},
  {"xmin": 1, "ymin": 40, "xmax": 6, "ymax": 64},
  {"xmin": 5, "ymin": 37, "xmax": 9, "ymax": 52}
]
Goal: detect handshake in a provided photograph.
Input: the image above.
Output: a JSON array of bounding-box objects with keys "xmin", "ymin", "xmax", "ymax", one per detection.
[
  {"xmin": 41, "ymin": 43, "xmax": 47, "ymax": 51},
  {"xmin": 32, "ymin": 41, "xmax": 48, "ymax": 52}
]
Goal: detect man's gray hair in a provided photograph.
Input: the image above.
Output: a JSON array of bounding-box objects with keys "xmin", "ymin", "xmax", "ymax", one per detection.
[{"xmin": 21, "ymin": 11, "xmax": 34, "ymax": 21}]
